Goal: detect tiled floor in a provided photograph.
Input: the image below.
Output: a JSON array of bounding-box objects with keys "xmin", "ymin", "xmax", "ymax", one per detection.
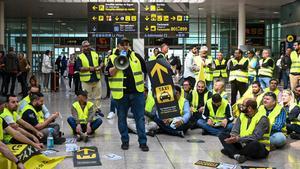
[{"xmin": 36, "ymin": 78, "xmax": 300, "ymax": 169}]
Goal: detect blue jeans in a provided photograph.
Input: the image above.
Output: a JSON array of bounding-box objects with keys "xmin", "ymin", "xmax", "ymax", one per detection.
[
  {"xmin": 259, "ymin": 77, "xmax": 271, "ymax": 89},
  {"xmin": 67, "ymin": 116, "xmax": 102, "ymax": 134},
  {"xmin": 270, "ymin": 132, "xmax": 286, "ymax": 148},
  {"xmin": 197, "ymin": 119, "xmax": 233, "ymax": 136},
  {"xmin": 153, "ymin": 116, "xmax": 188, "ymax": 137},
  {"xmin": 206, "ymin": 80, "xmax": 213, "ymax": 91},
  {"xmin": 110, "ymin": 98, "xmax": 117, "ymax": 113},
  {"xmin": 281, "ymin": 70, "xmax": 290, "ymax": 89},
  {"xmin": 249, "ymin": 76, "xmax": 256, "ymax": 85},
  {"xmin": 116, "ymin": 93, "xmax": 147, "ymax": 144}
]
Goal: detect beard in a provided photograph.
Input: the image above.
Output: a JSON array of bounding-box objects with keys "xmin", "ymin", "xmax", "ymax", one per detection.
[{"xmin": 34, "ymin": 105, "xmax": 43, "ymax": 112}]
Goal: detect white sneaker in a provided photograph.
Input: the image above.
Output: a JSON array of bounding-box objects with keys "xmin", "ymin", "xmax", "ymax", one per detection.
[{"xmin": 107, "ymin": 112, "xmax": 115, "ymax": 119}]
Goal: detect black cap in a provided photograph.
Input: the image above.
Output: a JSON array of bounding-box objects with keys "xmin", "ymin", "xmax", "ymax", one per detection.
[
  {"xmin": 120, "ymin": 38, "xmax": 130, "ymax": 45},
  {"xmin": 77, "ymin": 90, "xmax": 88, "ymax": 97}
]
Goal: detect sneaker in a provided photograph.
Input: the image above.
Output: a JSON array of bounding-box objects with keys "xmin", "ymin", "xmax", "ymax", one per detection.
[
  {"xmin": 107, "ymin": 112, "xmax": 115, "ymax": 119},
  {"xmin": 54, "ymin": 137, "xmax": 66, "ymax": 145},
  {"xmin": 139, "ymin": 144, "xmax": 149, "ymax": 152},
  {"xmin": 233, "ymin": 154, "xmax": 247, "ymax": 163},
  {"xmin": 290, "ymin": 133, "xmax": 300, "ymax": 140},
  {"xmin": 121, "ymin": 142, "xmax": 129, "ymax": 150},
  {"xmin": 178, "ymin": 131, "xmax": 185, "ymax": 138}
]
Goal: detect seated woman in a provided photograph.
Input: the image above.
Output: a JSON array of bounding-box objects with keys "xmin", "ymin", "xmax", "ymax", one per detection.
[{"xmin": 280, "ymin": 90, "xmax": 300, "ymax": 139}]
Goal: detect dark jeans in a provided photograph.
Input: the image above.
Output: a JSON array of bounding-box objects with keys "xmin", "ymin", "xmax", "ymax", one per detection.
[
  {"xmin": 18, "ymin": 72, "xmax": 28, "ymax": 97},
  {"xmin": 74, "ymin": 73, "xmax": 82, "ymax": 95},
  {"xmin": 287, "ymin": 124, "xmax": 300, "ymax": 134},
  {"xmin": 197, "ymin": 119, "xmax": 233, "ymax": 136},
  {"xmin": 104, "ymin": 75, "xmax": 110, "ymax": 98},
  {"xmin": 281, "ymin": 70, "xmax": 290, "ymax": 89},
  {"xmin": 230, "ymin": 80, "xmax": 248, "ymax": 105},
  {"xmin": 110, "ymin": 98, "xmax": 117, "ymax": 113},
  {"xmin": 153, "ymin": 115, "xmax": 189, "ymax": 137},
  {"xmin": 184, "ymin": 76, "xmax": 196, "ymax": 89},
  {"xmin": 68, "ymin": 74, "xmax": 74, "ymax": 89},
  {"xmin": 0, "ymin": 71, "xmax": 5, "ymax": 94},
  {"xmin": 67, "ymin": 116, "xmax": 102, "ymax": 135},
  {"xmin": 4, "ymin": 72, "xmax": 17, "ymax": 95},
  {"xmin": 218, "ymin": 132, "xmax": 269, "ymax": 159},
  {"xmin": 115, "ymin": 92, "xmax": 147, "ymax": 144}
]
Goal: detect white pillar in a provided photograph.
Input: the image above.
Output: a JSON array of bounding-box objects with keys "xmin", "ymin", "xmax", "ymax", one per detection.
[
  {"xmin": 238, "ymin": 0, "xmax": 246, "ymax": 48},
  {"xmin": 0, "ymin": 0, "xmax": 5, "ymax": 50}
]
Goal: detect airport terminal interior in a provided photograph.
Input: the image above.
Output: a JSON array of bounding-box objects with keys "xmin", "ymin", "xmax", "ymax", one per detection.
[{"xmin": 1, "ymin": 0, "xmax": 300, "ymax": 169}]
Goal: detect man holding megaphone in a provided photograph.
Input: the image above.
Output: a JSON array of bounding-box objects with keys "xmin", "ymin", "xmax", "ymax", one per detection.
[
  {"xmin": 106, "ymin": 38, "xmax": 149, "ymax": 152},
  {"xmin": 77, "ymin": 41, "xmax": 103, "ymax": 116}
]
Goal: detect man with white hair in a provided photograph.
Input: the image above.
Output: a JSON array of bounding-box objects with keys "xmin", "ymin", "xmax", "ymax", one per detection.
[
  {"xmin": 258, "ymin": 49, "xmax": 274, "ymax": 89},
  {"xmin": 76, "ymin": 41, "xmax": 103, "ymax": 114},
  {"xmin": 200, "ymin": 46, "xmax": 214, "ymax": 91}
]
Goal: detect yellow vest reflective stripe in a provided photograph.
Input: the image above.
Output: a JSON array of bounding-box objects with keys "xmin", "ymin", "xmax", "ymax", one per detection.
[
  {"xmin": 264, "ymin": 88, "xmax": 280, "ymax": 98},
  {"xmin": 0, "ymin": 108, "xmax": 19, "ymax": 143},
  {"xmin": 72, "ymin": 101, "xmax": 94, "ymax": 124},
  {"xmin": 192, "ymin": 90, "xmax": 209, "ymax": 110},
  {"xmin": 21, "ymin": 104, "xmax": 44, "ymax": 123},
  {"xmin": 0, "ymin": 118, "xmax": 3, "ymax": 141},
  {"xmin": 239, "ymin": 111, "xmax": 270, "ymax": 151},
  {"xmin": 145, "ymin": 92, "xmax": 155, "ymax": 113},
  {"xmin": 108, "ymin": 51, "xmax": 144, "ymax": 99},
  {"xmin": 178, "ymin": 95, "xmax": 185, "ymax": 116},
  {"xmin": 204, "ymin": 56, "xmax": 213, "ymax": 81},
  {"xmin": 248, "ymin": 57, "xmax": 258, "ymax": 76},
  {"xmin": 213, "ymin": 59, "xmax": 228, "ymax": 78},
  {"xmin": 258, "ymin": 57, "xmax": 274, "ymax": 77},
  {"xmin": 149, "ymin": 55, "xmax": 157, "ymax": 61},
  {"xmin": 229, "ymin": 57, "xmax": 248, "ymax": 83},
  {"xmin": 258, "ymin": 104, "xmax": 286, "ymax": 134},
  {"xmin": 207, "ymin": 98, "xmax": 228, "ymax": 123},
  {"xmin": 78, "ymin": 51, "xmax": 101, "ymax": 82},
  {"xmin": 290, "ymin": 51, "xmax": 300, "ymax": 74}
]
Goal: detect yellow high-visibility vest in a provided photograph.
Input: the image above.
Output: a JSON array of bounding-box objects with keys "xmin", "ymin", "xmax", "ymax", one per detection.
[
  {"xmin": 21, "ymin": 104, "xmax": 45, "ymax": 123},
  {"xmin": 72, "ymin": 101, "xmax": 94, "ymax": 124},
  {"xmin": 78, "ymin": 51, "xmax": 101, "ymax": 82},
  {"xmin": 192, "ymin": 90, "xmax": 209, "ymax": 111},
  {"xmin": 108, "ymin": 51, "xmax": 144, "ymax": 99},
  {"xmin": 258, "ymin": 57, "xmax": 274, "ymax": 77},
  {"xmin": 0, "ymin": 108, "xmax": 19, "ymax": 143},
  {"xmin": 213, "ymin": 59, "xmax": 228, "ymax": 78},
  {"xmin": 206, "ymin": 98, "xmax": 228, "ymax": 123},
  {"xmin": 290, "ymin": 51, "xmax": 300, "ymax": 74},
  {"xmin": 229, "ymin": 57, "xmax": 248, "ymax": 83},
  {"xmin": 248, "ymin": 56, "xmax": 258, "ymax": 77},
  {"xmin": 239, "ymin": 111, "xmax": 270, "ymax": 151},
  {"xmin": 204, "ymin": 56, "xmax": 214, "ymax": 81},
  {"xmin": 145, "ymin": 92, "xmax": 155, "ymax": 113}
]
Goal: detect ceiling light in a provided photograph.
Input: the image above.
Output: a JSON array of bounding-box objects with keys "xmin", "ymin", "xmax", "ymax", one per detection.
[
  {"xmin": 259, "ymin": 20, "xmax": 265, "ymax": 23},
  {"xmin": 198, "ymin": 7, "xmax": 204, "ymax": 10},
  {"xmin": 61, "ymin": 22, "xmax": 66, "ymax": 26},
  {"xmin": 273, "ymin": 11, "xmax": 279, "ymax": 14},
  {"xmin": 47, "ymin": 12, "xmax": 53, "ymax": 16}
]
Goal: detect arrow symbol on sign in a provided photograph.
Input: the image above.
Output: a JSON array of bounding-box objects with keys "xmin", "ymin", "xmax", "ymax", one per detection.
[
  {"xmin": 92, "ymin": 16, "xmax": 97, "ymax": 21},
  {"xmin": 145, "ymin": 16, "xmax": 149, "ymax": 21},
  {"xmin": 92, "ymin": 5, "xmax": 97, "ymax": 11},
  {"xmin": 145, "ymin": 26, "xmax": 149, "ymax": 31},
  {"xmin": 171, "ymin": 16, "xmax": 176, "ymax": 21},
  {"xmin": 151, "ymin": 63, "xmax": 168, "ymax": 84},
  {"xmin": 145, "ymin": 5, "xmax": 149, "ymax": 11},
  {"xmin": 92, "ymin": 26, "xmax": 97, "ymax": 32}
]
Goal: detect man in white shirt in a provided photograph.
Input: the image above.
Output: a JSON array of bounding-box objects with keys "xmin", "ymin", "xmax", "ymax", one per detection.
[
  {"xmin": 41, "ymin": 50, "xmax": 52, "ymax": 92},
  {"xmin": 183, "ymin": 46, "xmax": 198, "ymax": 88}
]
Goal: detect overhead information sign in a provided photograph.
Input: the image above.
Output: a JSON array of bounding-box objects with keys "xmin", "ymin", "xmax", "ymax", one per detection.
[
  {"xmin": 88, "ymin": 3, "xmax": 138, "ymax": 38},
  {"xmin": 140, "ymin": 3, "xmax": 189, "ymax": 38}
]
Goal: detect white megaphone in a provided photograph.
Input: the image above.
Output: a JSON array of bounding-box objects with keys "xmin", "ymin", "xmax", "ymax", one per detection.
[{"xmin": 114, "ymin": 50, "xmax": 129, "ymax": 70}]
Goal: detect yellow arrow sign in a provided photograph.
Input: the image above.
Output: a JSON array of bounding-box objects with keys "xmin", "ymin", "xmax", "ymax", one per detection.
[
  {"xmin": 92, "ymin": 5, "xmax": 97, "ymax": 11},
  {"xmin": 92, "ymin": 16, "xmax": 97, "ymax": 21},
  {"xmin": 145, "ymin": 5, "xmax": 149, "ymax": 11},
  {"xmin": 171, "ymin": 16, "xmax": 176, "ymax": 21},
  {"xmin": 151, "ymin": 63, "xmax": 168, "ymax": 84},
  {"xmin": 145, "ymin": 16, "xmax": 149, "ymax": 21}
]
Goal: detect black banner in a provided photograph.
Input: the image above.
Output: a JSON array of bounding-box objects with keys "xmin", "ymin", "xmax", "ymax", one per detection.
[
  {"xmin": 73, "ymin": 146, "xmax": 101, "ymax": 167},
  {"xmin": 146, "ymin": 58, "xmax": 180, "ymax": 119}
]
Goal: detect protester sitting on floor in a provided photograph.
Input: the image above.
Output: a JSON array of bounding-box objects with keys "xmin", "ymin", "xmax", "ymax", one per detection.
[
  {"xmin": 213, "ymin": 79, "xmax": 228, "ymax": 100},
  {"xmin": 0, "ymin": 95, "xmax": 43, "ymax": 144},
  {"xmin": 0, "ymin": 117, "xmax": 43, "ymax": 169},
  {"xmin": 182, "ymin": 80, "xmax": 193, "ymax": 104},
  {"xmin": 189, "ymin": 80, "xmax": 212, "ymax": 129},
  {"xmin": 232, "ymin": 81, "xmax": 264, "ymax": 117},
  {"xmin": 264, "ymin": 79, "xmax": 280, "ymax": 98},
  {"xmin": 258, "ymin": 92, "xmax": 286, "ymax": 149},
  {"xmin": 127, "ymin": 87, "xmax": 158, "ymax": 137},
  {"xmin": 197, "ymin": 93, "xmax": 234, "ymax": 136},
  {"xmin": 280, "ymin": 90, "xmax": 300, "ymax": 140},
  {"xmin": 218, "ymin": 98, "xmax": 270, "ymax": 163},
  {"xmin": 152, "ymin": 85, "xmax": 191, "ymax": 138},
  {"xmin": 67, "ymin": 90, "xmax": 102, "ymax": 142},
  {"xmin": 21, "ymin": 92, "xmax": 65, "ymax": 144},
  {"xmin": 18, "ymin": 86, "xmax": 50, "ymax": 119}
]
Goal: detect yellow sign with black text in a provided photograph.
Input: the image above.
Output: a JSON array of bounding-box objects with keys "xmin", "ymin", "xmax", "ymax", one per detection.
[
  {"xmin": 155, "ymin": 85, "xmax": 175, "ymax": 104},
  {"xmin": 73, "ymin": 146, "xmax": 101, "ymax": 167}
]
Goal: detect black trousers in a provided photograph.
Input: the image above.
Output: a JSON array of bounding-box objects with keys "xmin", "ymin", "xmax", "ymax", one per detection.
[
  {"xmin": 68, "ymin": 74, "xmax": 74, "ymax": 89},
  {"xmin": 104, "ymin": 75, "xmax": 110, "ymax": 98},
  {"xmin": 230, "ymin": 80, "xmax": 248, "ymax": 105},
  {"xmin": 287, "ymin": 124, "xmax": 300, "ymax": 134},
  {"xmin": 184, "ymin": 76, "xmax": 196, "ymax": 89},
  {"xmin": 218, "ymin": 132, "xmax": 269, "ymax": 159},
  {"xmin": 0, "ymin": 71, "xmax": 6, "ymax": 94},
  {"xmin": 18, "ymin": 72, "xmax": 28, "ymax": 98},
  {"xmin": 4, "ymin": 72, "xmax": 17, "ymax": 95},
  {"xmin": 73, "ymin": 73, "xmax": 82, "ymax": 95}
]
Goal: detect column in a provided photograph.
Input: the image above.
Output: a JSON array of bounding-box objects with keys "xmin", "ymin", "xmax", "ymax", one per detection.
[
  {"xmin": 0, "ymin": 0, "xmax": 4, "ymax": 50},
  {"xmin": 27, "ymin": 16, "xmax": 33, "ymax": 68},
  {"xmin": 206, "ymin": 14, "xmax": 211, "ymax": 54},
  {"xmin": 238, "ymin": 0, "xmax": 246, "ymax": 48}
]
